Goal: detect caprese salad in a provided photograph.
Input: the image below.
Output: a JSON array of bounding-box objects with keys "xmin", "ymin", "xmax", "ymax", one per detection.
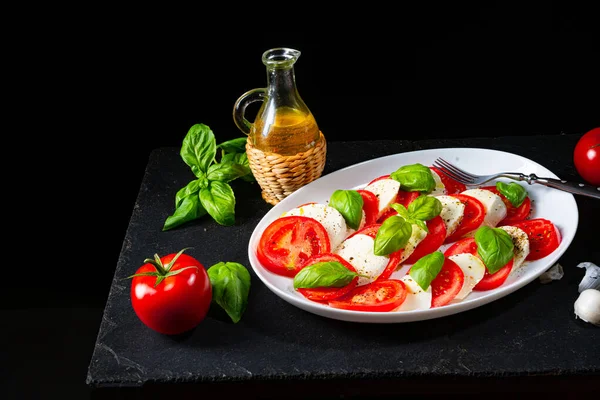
[{"xmin": 255, "ymin": 163, "xmax": 562, "ymax": 313}]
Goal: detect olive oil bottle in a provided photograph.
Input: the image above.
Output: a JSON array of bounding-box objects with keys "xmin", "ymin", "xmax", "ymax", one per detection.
[{"xmin": 233, "ymin": 48, "xmax": 326, "ymax": 204}]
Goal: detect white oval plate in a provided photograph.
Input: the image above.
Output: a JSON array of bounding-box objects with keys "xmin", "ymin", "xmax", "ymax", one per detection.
[{"xmin": 247, "ymin": 148, "xmax": 578, "ymax": 323}]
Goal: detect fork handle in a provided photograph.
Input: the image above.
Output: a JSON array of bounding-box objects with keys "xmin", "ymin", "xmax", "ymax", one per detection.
[{"xmin": 525, "ymin": 174, "xmax": 600, "ymax": 199}]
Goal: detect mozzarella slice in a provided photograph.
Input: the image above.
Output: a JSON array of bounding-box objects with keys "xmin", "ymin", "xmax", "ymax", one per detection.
[
  {"xmin": 499, "ymin": 225, "xmax": 530, "ymax": 269},
  {"xmin": 362, "ymin": 178, "xmax": 401, "ymax": 218},
  {"xmin": 435, "ymin": 195, "xmax": 466, "ymax": 238},
  {"xmin": 283, "ymin": 203, "xmax": 348, "ymax": 251},
  {"xmin": 460, "ymin": 188, "xmax": 507, "ymax": 232},
  {"xmin": 398, "ymin": 224, "xmax": 428, "ymax": 264},
  {"xmin": 430, "ymin": 168, "xmax": 446, "ymax": 196},
  {"xmin": 335, "ymin": 234, "xmax": 389, "ymax": 286},
  {"xmin": 396, "ymin": 275, "xmax": 432, "ymax": 311},
  {"xmin": 448, "ymin": 253, "xmax": 486, "ymax": 300}
]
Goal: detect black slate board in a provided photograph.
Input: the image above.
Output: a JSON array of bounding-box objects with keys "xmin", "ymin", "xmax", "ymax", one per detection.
[{"xmin": 87, "ymin": 134, "xmax": 599, "ymax": 397}]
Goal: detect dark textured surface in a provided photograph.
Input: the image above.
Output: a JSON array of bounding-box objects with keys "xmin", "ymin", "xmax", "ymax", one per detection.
[{"xmin": 87, "ymin": 134, "xmax": 599, "ymax": 396}]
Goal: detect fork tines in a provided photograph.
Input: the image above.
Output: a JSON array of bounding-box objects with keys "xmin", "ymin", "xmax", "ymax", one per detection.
[{"xmin": 433, "ymin": 158, "xmax": 476, "ymax": 184}]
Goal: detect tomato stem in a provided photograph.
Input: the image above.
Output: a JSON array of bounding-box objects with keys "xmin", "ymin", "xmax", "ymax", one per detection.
[
  {"xmin": 142, "ymin": 247, "xmax": 194, "ymax": 276},
  {"xmin": 127, "ymin": 248, "xmax": 197, "ymax": 287}
]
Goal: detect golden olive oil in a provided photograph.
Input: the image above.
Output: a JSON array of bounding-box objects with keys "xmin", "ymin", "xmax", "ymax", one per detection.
[{"xmin": 250, "ymin": 107, "xmax": 321, "ymax": 156}]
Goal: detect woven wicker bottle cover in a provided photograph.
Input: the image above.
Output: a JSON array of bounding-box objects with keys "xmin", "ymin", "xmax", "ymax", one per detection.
[{"xmin": 233, "ymin": 48, "xmax": 326, "ymax": 205}]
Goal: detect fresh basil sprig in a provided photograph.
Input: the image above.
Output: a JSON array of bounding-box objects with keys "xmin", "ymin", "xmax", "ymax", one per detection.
[
  {"xmin": 496, "ymin": 181, "xmax": 528, "ymax": 207},
  {"xmin": 374, "ymin": 215, "xmax": 413, "ymax": 256},
  {"xmin": 207, "ymin": 261, "xmax": 251, "ymax": 323},
  {"xmin": 474, "ymin": 226, "xmax": 515, "ymax": 274},
  {"xmin": 293, "ymin": 261, "xmax": 366, "ymax": 289},
  {"xmin": 217, "ymin": 137, "xmax": 248, "ymax": 154},
  {"xmin": 409, "ymin": 251, "xmax": 445, "ymax": 291},
  {"xmin": 390, "ymin": 195, "xmax": 442, "ymax": 233},
  {"xmin": 329, "ymin": 189, "xmax": 364, "ymax": 230},
  {"xmin": 163, "ymin": 124, "xmax": 254, "ymax": 231},
  {"xmin": 390, "ymin": 163, "xmax": 436, "ymax": 193}
]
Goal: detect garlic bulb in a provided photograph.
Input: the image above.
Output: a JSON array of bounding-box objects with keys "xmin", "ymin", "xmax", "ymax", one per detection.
[
  {"xmin": 576, "ymin": 262, "xmax": 600, "ymax": 293},
  {"xmin": 573, "ymin": 289, "xmax": 600, "ymax": 326}
]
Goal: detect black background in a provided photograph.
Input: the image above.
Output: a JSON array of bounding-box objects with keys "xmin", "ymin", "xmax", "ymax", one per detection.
[{"xmin": 5, "ymin": 2, "xmax": 599, "ymax": 399}]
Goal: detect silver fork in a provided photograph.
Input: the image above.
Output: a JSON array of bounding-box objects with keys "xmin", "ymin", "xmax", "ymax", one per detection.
[{"xmin": 433, "ymin": 157, "xmax": 600, "ymax": 199}]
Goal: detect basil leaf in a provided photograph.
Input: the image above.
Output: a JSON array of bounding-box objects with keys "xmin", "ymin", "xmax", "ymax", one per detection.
[
  {"xmin": 293, "ymin": 261, "xmax": 360, "ymax": 289},
  {"xmin": 390, "ymin": 201, "xmax": 434, "ymax": 233},
  {"xmin": 409, "ymin": 250, "xmax": 445, "ymax": 290},
  {"xmin": 374, "ymin": 215, "xmax": 412, "ymax": 256},
  {"xmin": 207, "ymin": 162, "xmax": 249, "ymax": 183},
  {"xmin": 220, "ymin": 152, "xmax": 255, "ymax": 182},
  {"xmin": 180, "ymin": 123, "xmax": 217, "ymax": 178},
  {"xmin": 163, "ymin": 192, "xmax": 207, "ymax": 231},
  {"xmin": 390, "ymin": 203, "xmax": 410, "ymax": 220},
  {"xmin": 413, "ymin": 219, "xmax": 429, "ymax": 233},
  {"xmin": 407, "ymin": 195, "xmax": 442, "ymax": 221},
  {"xmin": 329, "ymin": 189, "xmax": 364, "ymax": 230},
  {"xmin": 474, "ymin": 226, "xmax": 515, "ymax": 274},
  {"xmin": 207, "ymin": 261, "xmax": 251, "ymax": 323},
  {"xmin": 174, "ymin": 179, "xmax": 201, "ymax": 208},
  {"xmin": 390, "ymin": 163, "xmax": 436, "ymax": 193},
  {"xmin": 217, "ymin": 137, "xmax": 248, "ymax": 154},
  {"xmin": 200, "ymin": 181, "xmax": 236, "ymax": 226},
  {"xmin": 496, "ymin": 181, "xmax": 528, "ymax": 208},
  {"xmin": 236, "ymin": 152, "xmax": 256, "ymax": 182}
]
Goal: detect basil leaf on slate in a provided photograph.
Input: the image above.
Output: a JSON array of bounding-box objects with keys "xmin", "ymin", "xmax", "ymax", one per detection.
[
  {"xmin": 180, "ymin": 123, "xmax": 217, "ymax": 178},
  {"xmin": 329, "ymin": 189, "xmax": 364, "ymax": 230},
  {"xmin": 199, "ymin": 181, "xmax": 236, "ymax": 226},
  {"xmin": 293, "ymin": 261, "xmax": 361, "ymax": 289},
  {"xmin": 175, "ymin": 179, "xmax": 201, "ymax": 208},
  {"xmin": 374, "ymin": 215, "xmax": 412, "ymax": 256},
  {"xmin": 217, "ymin": 137, "xmax": 248, "ymax": 154},
  {"xmin": 163, "ymin": 192, "xmax": 207, "ymax": 231},
  {"xmin": 207, "ymin": 262, "xmax": 251, "ymax": 323},
  {"xmin": 207, "ymin": 162, "xmax": 249, "ymax": 183},
  {"xmin": 390, "ymin": 163, "xmax": 436, "ymax": 193},
  {"xmin": 496, "ymin": 181, "xmax": 528, "ymax": 208},
  {"xmin": 409, "ymin": 251, "xmax": 445, "ymax": 291},
  {"xmin": 474, "ymin": 226, "xmax": 515, "ymax": 274}
]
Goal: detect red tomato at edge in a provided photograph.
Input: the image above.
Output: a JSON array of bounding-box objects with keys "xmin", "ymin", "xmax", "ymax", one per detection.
[
  {"xmin": 130, "ymin": 252, "xmax": 212, "ymax": 335},
  {"xmin": 573, "ymin": 127, "xmax": 600, "ymax": 185}
]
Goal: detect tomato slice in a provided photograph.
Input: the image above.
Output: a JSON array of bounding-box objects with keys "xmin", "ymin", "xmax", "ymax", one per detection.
[
  {"xmin": 345, "ymin": 223, "xmax": 404, "ymax": 281},
  {"xmin": 481, "ymin": 186, "xmax": 531, "ymax": 226},
  {"xmin": 296, "ymin": 253, "xmax": 359, "ymax": 302},
  {"xmin": 328, "ymin": 279, "xmax": 408, "ymax": 312},
  {"xmin": 444, "ymin": 236, "xmax": 478, "ymax": 256},
  {"xmin": 444, "ymin": 237, "xmax": 514, "ymax": 291},
  {"xmin": 473, "ymin": 260, "xmax": 514, "ymax": 291},
  {"xmin": 512, "ymin": 218, "xmax": 561, "ymax": 261},
  {"xmin": 404, "ymin": 216, "xmax": 447, "ymax": 265},
  {"xmin": 356, "ymin": 189, "xmax": 379, "ymax": 226},
  {"xmin": 257, "ymin": 216, "xmax": 331, "ymax": 277},
  {"xmin": 429, "ymin": 166, "xmax": 467, "ymax": 194},
  {"xmin": 444, "ymin": 194, "xmax": 486, "ymax": 243},
  {"xmin": 430, "ymin": 257, "xmax": 465, "ymax": 307}
]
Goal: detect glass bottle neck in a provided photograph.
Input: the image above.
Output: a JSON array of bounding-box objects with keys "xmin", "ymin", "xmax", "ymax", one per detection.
[{"xmin": 266, "ymin": 67, "xmax": 297, "ymax": 95}]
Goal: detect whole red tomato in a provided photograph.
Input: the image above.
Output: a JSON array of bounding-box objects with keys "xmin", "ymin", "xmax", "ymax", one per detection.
[
  {"xmin": 129, "ymin": 248, "xmax": 212, "ymax": 335},
  {"xmin": 573, "ymin": 127, "xmax": 600, "ymax": 185}
]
